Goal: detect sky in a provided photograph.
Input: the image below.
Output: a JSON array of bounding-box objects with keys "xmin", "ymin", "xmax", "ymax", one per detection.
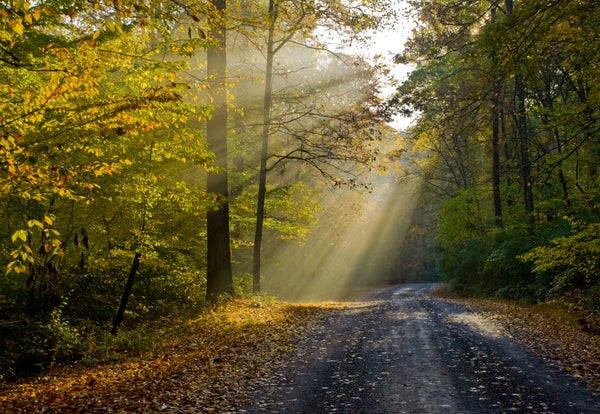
[
  {"xmin": 368, "ymin": 30, "xmax": 416, "ymax": 131},
  {"xmin": 332, "ymin": 1, "xmax": 417, "ymax": 130}
]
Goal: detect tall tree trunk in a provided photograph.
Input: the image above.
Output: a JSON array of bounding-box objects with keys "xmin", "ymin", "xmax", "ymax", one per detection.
[
  {"xmin": 505, "ymin": 0, "xmax": 534, "ymax": 229},
  {"xmin": 252, "ymin": 0, "xmax": 277, "ymax": 294},
  {"xmin": 516, "ymin": 73, "xmax": 535, "ymax": 229},
  {"xmin": 206, "ymin": 0, "xmax": 235, "ymax": 301},
  {"xmin": 490, "ymin": 1, "xmax": 503, "ymax": 227},
  {"xmin": 491, "ymin": 84, "xmax": 503, "ymax": 227}
]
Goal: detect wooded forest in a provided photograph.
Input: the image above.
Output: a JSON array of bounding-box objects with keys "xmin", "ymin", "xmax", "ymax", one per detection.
[
  {"xmin": 394, "ymin": 0, "xmax": 600, "ymax": 311},
  {"xmin": 1, "ymin": 0, "xmax": 599, "ymax": 382}
]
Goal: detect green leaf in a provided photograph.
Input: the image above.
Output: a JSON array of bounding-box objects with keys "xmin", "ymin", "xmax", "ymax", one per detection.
[
  {"xmin": 11, "ymin": 230, "xmax": 28, "ymax": 243},
  {"xmin": 27, "ymin": 219, "xmax": 43, "ymax": 229}
]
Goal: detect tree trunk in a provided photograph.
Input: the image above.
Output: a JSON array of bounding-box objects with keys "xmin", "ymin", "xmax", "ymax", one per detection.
[
  {"xmin": 515, "ymin": 73, "xmax": 535, "ymax": 229},
  {"xmin": 505, "ymin": 0, "xmax": 534, "ymax": 229},
  {"xmin": 112, "ymin": 252, "xmax": 141, "ymax": 334},
  {"xmin": 492, "ymin": 84, "xmax": 503, "ymax": 227},
  {"xmin": 252, "ymin": 0, "xmax": 277, "ymax": 294},
  {"xmin": 490, "ymin": 1, "xmax": 503, "ymax": 228},
  {"xmin": 206, "ymin": 0, "xmax": 235, "ymax": 301}
]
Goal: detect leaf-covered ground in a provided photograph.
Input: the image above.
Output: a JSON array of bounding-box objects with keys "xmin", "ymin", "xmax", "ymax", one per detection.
[
  {"xmin": 0, "ymin": 300, "xmax": 344, "ymax": 413},
  {"xmin": 1, "ymin": 290, "xmax": 599, "ymax": 412},
  {"xmin": 433, "ymin": 288, "xmax": 600, "ymax": 392}
]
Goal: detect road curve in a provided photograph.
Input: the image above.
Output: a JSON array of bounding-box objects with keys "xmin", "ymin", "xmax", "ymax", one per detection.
[{"xmin": 242, "ymin": 284, "xmax": 600, "ymax": 413}]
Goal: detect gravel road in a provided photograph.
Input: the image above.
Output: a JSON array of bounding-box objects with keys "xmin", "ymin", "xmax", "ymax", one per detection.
[{"xmin": 241, "ymin": 284, "xmax": 600, "ymax": 413}]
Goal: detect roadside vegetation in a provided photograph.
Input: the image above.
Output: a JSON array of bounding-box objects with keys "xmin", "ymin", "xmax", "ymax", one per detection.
[
  {"xmin": 396, "ymin": 0, "xmax": 600, "ymax": 321},
  {"xmin": 0, "ymin": 298, "xmax": 343, "ymax": 412}
]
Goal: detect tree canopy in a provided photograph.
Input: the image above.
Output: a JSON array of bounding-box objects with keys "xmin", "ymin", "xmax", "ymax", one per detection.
[
  {"xmin": 393, "ymin": 0, "xmax": 600, "ymax": 310},
  {"xmin": 0, "ymin": 0, "xmax": 396, "ymax": 379}
]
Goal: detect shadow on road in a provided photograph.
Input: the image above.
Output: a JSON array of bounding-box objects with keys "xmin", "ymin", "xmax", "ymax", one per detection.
[{"xmin": 243, "ymin": 283, "xmax": 600, "ymax": 413}]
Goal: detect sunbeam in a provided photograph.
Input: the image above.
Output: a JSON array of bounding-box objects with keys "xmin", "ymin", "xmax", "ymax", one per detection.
[{"xmin": 262, "ymin": 144, "xmax": 423, "ymax": 302}]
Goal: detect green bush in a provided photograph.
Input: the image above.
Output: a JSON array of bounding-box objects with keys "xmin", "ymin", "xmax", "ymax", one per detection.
[
  {"xmin": 233, "ymin": 272, "xmax": 254, "ymax": 297},
  {"xmin": 0, "ymin": 308, "xmax": 84, "ymax": 382},
  {"xmin": 481, "ymin": 229, "xmax": 538, "ymax": 301},
  {"xmin": 441, "ymin": 237, "xmax": 493, "ymax": 296},
  {"xmin": 0, "ymin": 245, "xmax": 208, "ymax": 381},
  {"xmin": 519, "ymin": 220, "xmax": 600, "ymax": 312}
]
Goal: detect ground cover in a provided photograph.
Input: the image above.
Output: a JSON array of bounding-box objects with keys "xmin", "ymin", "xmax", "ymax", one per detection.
[
  {"xmin": 1, "ymin": 288, "xmax": 598, "ymax": 412},
  {"xmin": 0, "ymin": 299, "xmax": 343, "ymax": 413},
  {"xmin": 434, "ymin": 287, "xmax": 600, "ymax": 392}
]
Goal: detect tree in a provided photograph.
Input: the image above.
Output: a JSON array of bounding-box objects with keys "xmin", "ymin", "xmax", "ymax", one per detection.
[
  {"xmin": 392, "ymin": 0, "xmax": 600, "ymax": 305},
  {"xmin": 241, "ymin": 0, "xmax": 396, "ymax": 293},
  {"xmin": 205, "ymin": 0, "xmax": 235, "ymax": 300},
  {"xmin": 252, "ymin": 0, "xmax": 277, "ymax": 294},
  {"xmin": 1, "ymin": 1, "xmax": 215, "ymax": 321},
  {"xmin": 489, "ymin": 0, "xmax": 504, "ymax": 228}
]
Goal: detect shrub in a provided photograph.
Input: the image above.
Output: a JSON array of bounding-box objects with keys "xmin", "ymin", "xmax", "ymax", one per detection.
[{"xmin": 519, "ymin": 220, "xmax": 600, "ymax": 312}]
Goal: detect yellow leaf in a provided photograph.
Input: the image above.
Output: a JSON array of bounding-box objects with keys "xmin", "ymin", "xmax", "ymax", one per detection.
[
  {"xmin": 27, "ymin": 219, "xmax": 43, "ymax": 229},
  {"xmin": 44, "ymin": 215, "xmax": 53, "ymax": 225},
  {"xmin": 10, "ymin": 21, "xmax": 24, "ymax": 35},
  {"xmin": 32, "ymin": 9, "xmax": 40, "ymax": 21},
  {"xmin": 25, "ymin": 14, "xmax": 32, "ymax": 25}
]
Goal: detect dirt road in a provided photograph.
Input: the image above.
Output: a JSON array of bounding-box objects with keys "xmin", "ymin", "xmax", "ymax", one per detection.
[{"xmin": 242, "ymin": 284, "xmax": 600, "ymax": 413}]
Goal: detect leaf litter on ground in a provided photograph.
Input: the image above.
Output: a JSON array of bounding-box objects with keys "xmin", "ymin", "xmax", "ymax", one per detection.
[
  {"xmin": 2, "ymin": 288, "xmax": 599, "ymax": 412},
  {"xmin": 0, "ymin": 299, "xmax": 346, "ymax": 413}
]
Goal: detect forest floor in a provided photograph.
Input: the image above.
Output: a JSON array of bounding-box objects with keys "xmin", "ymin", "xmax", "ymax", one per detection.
[{"xmin": 0, "ymin": 286, "xmax": 599, "ymax": 412}]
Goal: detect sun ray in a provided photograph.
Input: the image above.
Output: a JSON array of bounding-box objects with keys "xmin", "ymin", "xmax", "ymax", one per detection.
[{"xmin": 262, "ymin": 143, "xmax": 423, "ymax": 301}]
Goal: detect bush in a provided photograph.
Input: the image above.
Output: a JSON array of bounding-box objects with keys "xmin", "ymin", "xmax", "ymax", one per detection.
[
  {"xmin": 0, "ymin": 308, "xmax": 84, "ymax": 382},
  {"xmin": 441, "ymin": 237, "xmax": 493, "ymax": 296},
  {"xmin": 519, "ymin": 220, "xmax": 600, "ymax": 312},
  {"xmin": 481, "ymin": 229, "xmax": 538, "ymax": 301},
  {"xmin": 0, "ymin": 246, "xmax": 208, "ymax": 381}
]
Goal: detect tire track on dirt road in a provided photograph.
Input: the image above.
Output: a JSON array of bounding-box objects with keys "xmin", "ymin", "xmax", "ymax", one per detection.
[{"xmin": 242, "ymin": 283, "xmax": 600, "ymax": 413}]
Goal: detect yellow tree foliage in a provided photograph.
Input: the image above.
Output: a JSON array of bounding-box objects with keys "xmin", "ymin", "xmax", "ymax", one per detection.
[{"xmin": 1, "ymin": 1, "xmax": 214, "ymax": 275}]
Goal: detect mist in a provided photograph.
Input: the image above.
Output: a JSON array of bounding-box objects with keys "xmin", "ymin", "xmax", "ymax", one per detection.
[
  {"xmin": 260, "ymin": 150, "xmax": 424, "ymax": 302},
  {"xmin": 225, "ymin": 17, "xmax": 425, "ymax": 301}
]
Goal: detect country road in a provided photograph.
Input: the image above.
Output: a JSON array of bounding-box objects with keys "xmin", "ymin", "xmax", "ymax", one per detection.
[{"xmin": 242, "ymin": 284, "xmax": 600, "ymax": 413}]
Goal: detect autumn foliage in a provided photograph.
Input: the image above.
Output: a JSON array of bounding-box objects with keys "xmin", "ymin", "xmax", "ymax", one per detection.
[
  {"xmin": 0, "ymin": 0, "xmax": 395, "ymax": 384},
  {"xmin": 0, "ymin": 299, "xmax": 340, "ymax": 412}
]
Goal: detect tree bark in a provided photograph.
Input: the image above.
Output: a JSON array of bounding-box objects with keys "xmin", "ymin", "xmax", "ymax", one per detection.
[
  {"xmin": 206, "ymin": 0, "xmax": 235, "ymax": 301},
  {"xmin": 252, "ymin": 0, "xmax": 277, "ymax": 294},
  {"xmin": 491, "ymin": 84, "xmax": 503, "ymax": 227},
  {"xmin": 490, "ymin": 1, "xmax": 503, "ymax": 228},
  {"xmin": 505, "ymin": 0, "xmax": 534, "ymax": 229},
  {"xmin": 515, "ymin": 73, "xmax": 535, "ymax": 229},
  {"xmin": 112, "ymin": 252, "xmax": 141, "ymax": 334}
]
